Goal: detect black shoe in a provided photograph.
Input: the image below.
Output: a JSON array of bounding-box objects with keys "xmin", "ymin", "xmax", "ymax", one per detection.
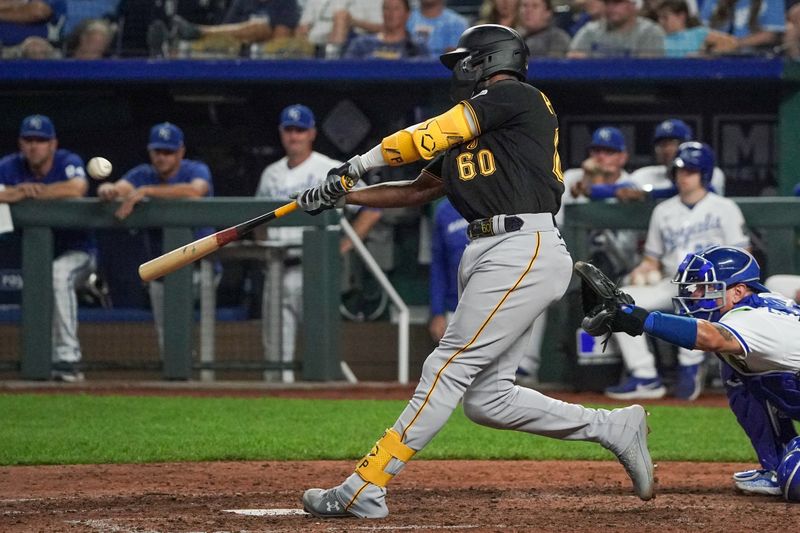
[
  {"xmin": 52, "ymin": 362, "xmax": 85, "ymax": 383},
  {"xmin": 171, "ymin": 15, "xmax": 202, "ymax": 41}
]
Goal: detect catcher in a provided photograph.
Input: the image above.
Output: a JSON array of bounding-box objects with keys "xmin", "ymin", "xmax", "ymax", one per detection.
[{"xmin": 576, "ymin": 246, "xmax": 800, "ymax": 500}]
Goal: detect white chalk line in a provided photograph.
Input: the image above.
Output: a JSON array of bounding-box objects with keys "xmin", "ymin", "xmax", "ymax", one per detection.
[{"xmin": 224, "ymin": 508, "xmax": 309, "ymax": 516}]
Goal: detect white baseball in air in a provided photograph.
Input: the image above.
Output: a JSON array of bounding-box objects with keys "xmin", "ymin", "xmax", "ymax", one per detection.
[{"xmin": 87, "ymin": 157, "xmax": 112, "ymax": 180}]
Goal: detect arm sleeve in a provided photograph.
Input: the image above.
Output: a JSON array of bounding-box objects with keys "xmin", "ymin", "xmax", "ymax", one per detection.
[
  {"xmin": 63, "ymin": 153, "xmax": 86, "ymax": 180},
  {"xmin": 429, "ymin": 204, "xmax": 447, "ymax": 316},
  {"xmin": 569, "ymin": 26, "xmax": 592, "ymax": 53}
]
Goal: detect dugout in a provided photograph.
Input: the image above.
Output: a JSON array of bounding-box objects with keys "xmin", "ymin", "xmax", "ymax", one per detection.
[{"xmin": 0, "ymin": 58, "xmax": 797, "ymax": 383}]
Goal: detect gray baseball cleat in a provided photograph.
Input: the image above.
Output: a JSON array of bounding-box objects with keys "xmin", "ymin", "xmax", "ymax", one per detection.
[
  {"xmin": 303, "ymin": 488, "xmax": 355, "ymax": 518},
  {"xmin": 610, "ymin": 404, "xmax": 655, "ymax": 501}
]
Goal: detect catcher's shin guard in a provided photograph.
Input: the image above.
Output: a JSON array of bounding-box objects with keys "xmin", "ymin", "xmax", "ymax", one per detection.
[{"xmin": 354, "ymin": 428, "xmax": 416, "ymax": 487}]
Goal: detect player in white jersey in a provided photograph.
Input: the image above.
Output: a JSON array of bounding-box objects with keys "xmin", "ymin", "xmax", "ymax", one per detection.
[
  {"xmin": 606, "ymin": 246, "xmax": 800, "ymax": 499},
  {"xmin": 606, "ymin": 142, "xmax": 749, "ymax": 401},
  {"xmin": 629, "ymin": 118, "xmax": 726, "ymax": 198},
  {"xmin": 255, "ymin": 104, "xmax": 381, "ymax": 382}
]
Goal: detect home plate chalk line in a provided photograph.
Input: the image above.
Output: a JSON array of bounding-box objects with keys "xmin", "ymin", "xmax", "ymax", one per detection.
[{"xmin": 224, "ymin": 508, "xmax": 309, "ymax": 516}]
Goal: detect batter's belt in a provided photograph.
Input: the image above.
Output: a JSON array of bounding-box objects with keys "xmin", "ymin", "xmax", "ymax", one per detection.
[{"xmin": 467, "ymin": 213, "xmax": 556, "ymax": 240}]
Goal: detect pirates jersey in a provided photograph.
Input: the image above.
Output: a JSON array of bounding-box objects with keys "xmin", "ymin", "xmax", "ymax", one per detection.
[
  {"xmin": 716, "ymin": 293, "xmax": 800, "ymax": 374},
  {"xmin": 422, "ymin": 79, "xmax": 565, "ymax": 222}
]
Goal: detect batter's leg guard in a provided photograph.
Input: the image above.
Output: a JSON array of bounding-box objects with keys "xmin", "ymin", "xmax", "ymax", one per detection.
[{"xmin": 303, "ymin": 428, "xmax": 416, "ymax": 519}]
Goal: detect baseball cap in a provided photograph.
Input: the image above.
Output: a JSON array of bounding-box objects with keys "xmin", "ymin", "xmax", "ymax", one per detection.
[
  {"xmin": 653, "ymin": 119, "xmax": 693, "ymax": 143},
  {"xmin": 147, "ymin": 122, "xmax": 184, "ymax": 151},
  {"xmin": 588, "ymin": 126, "xmax": 626, "ymax": 152},
  {"xmin": 280, "ymin": 104, "xmax": 315, "ymax": 130},
  {"xmin": 19, "ymin": 114, "xmax": 55, "ymax": 139}
]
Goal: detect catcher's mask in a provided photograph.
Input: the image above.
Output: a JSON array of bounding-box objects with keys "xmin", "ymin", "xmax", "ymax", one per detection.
[
  {"xmin": 440, "ymin": 24, "xmax": 528, "ymax": 103},
  {"xmin": 672, "ymin": 246, "xmax": 768, "ymax": 321}
]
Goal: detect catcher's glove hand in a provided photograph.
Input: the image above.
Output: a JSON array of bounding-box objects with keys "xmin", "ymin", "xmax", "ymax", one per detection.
[{"xmin": 574, "ymin": 261, "xmax": 643, "ymax": 350}]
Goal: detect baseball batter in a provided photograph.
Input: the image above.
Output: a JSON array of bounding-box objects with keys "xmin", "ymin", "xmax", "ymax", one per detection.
[
  {"xmin": 607, "ymin": 142, "xmax": 750, "ymax": 401},
  {"xmin": 600, "ymin": 246, "xmax": 800, "ymax": 497},
  {"xmin": 293, "ymin": 24, "xmax": 654, "ymax": 519}
]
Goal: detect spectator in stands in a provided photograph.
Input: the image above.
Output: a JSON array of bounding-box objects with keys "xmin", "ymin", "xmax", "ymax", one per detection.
[
  {"xmin": 0, "ymin": 0, "xmax": 66, "ymax": 47},
  {"xmin": 568, "ymin": 0, "xmax": 665, "ymax": 57},
  {"xmin": 255, "ymin": 104, "xmax": 381, "ymax": 383},
  {"xmin": 785, "ymin": 0, "xmax": 800, "ymax": 58},
  {"xmin": 97, "ymin": 122, "xmax": 215, "ymax": 355},
  {"xmin": 519, "ymin": 0, "xmax": 571, "ymax": 56},
  {"xmin": 0, "ymin": 115, "xmax": 92, "ymax": 382},
  {"xmin": 700, "ymin": 0, "xmax": 784, "ymax": 54},
  {"xmin": 325, "ymin": 0, "xmax": 384, "ymax": 58},
  {"xmin": 656, "ymin": 0, "xmax": 737, "ymax": 56},
  {"xmin": 168, "ymin": 0, "xmax": 301, "ymax": 56},
  {"xmin": 630, "ymin": 118, "xmax": 726, "ymax": 199},
  {"xmin": 344, "ymin": 0, "xmax": 429, "ymax": 59},
  {"xmin": 296, "ymin": 0, "xmax": 340, "ymax": 56},
  {"xmin": 68, "ymin": 18, "xmax": 114, "ymax": 58},
  {"xmin": 63, "ymin": 0, "xmax": 119, "ymax": 39},
  {"xmin": 606, "ymin": 142, "xmax": 750, "ymax": 401},
  {"xmin": 477, "ymin": 0, "xmax": 520, "ymax": 27},
  {"xmin": 567, "ymin": 0, "xmax": 605, "ymax": 35},
  {"xmin": 1, "ymin": 35, "xmax": 61, "ymax": 58},
  {"xmin": 407, "ymin": 0, "xmax": 469, "ymax": 56}
]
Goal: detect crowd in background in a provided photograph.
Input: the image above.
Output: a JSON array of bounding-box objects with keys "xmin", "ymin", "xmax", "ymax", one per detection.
[{"xmin": 0, "ymin": 0, "xmax": 796, "ymax": 60}]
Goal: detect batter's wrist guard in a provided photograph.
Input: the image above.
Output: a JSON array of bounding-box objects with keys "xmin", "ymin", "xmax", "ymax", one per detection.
[{"xmin": 354, "ymin": 428, "xmax": 416, "ymax": 488}]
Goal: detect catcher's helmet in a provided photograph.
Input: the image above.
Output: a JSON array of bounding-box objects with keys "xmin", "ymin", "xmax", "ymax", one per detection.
[
  {"xmin": 440, "ymin": 24, "xmax": 528, "ymax": 102},
  {"xmin": 671, "ymin": 141, "xmax": 714, "ymax": 188},
  {"xmin": 672, "ymin": 246, "xmax": 769, "ymax": 321},
  {"xmin": 777, "ymin": 437, "xmax": 800, "ymax": 501},
  {"xmin": 653, "ymin": 119, "xmax": 693, "ymax": 143}
]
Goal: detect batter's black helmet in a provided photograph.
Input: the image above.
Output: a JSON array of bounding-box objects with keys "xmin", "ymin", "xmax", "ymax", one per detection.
[{"xmin": 440, "ymin": 24, "xmax": 529, "ymax": 102}]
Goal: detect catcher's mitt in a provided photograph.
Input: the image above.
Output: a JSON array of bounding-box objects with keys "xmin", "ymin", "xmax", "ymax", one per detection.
[{"xmin": 574, "ymin": 261, "xmax": 635, "ymax": 346}]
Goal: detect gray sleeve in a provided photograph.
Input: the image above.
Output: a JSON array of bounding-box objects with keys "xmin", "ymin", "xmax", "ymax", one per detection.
[
  {"xmin": 569, "ymin": 26, "xmax": 593, "ymax": 53},
  {"xmin": 637, "ymin": 26, "xmax": 665, "ymax": 56},
  {"xmin": 551, "ymin": 29, "xmax": 571, "ymax": 57}
]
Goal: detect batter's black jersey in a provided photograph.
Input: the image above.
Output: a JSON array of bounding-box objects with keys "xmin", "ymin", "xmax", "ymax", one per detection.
[{"xmin": 423, "ymin": 79, "xmax": 565, "ymax": 222}]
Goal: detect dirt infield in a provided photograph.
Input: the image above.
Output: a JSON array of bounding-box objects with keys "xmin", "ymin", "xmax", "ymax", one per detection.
[{"xmin": 2, "ymin": 383, "xmax": 799, "ymax": 532}]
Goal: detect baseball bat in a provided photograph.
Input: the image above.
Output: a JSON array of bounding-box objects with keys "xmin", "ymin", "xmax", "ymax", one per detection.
[
  {"xmin": 138, "ymin": 174, "xmax": 356, "ymax": 282},
  {"xmin": 138, "ymin": 201, "xmax": 298, "ymax": 282}
]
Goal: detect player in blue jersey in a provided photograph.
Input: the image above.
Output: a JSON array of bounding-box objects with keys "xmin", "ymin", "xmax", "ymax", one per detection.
[
  {"xmin": 98, "ymin": 122, "xmax": 215, "ymax": 354},
  {"xmin": 0, "ymin": 115, "xmax": 92, "ymax": 382}
]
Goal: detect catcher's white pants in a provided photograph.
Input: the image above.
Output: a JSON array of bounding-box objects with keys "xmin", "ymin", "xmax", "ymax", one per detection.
[
  {"xmin": 612, "ymin": 279, "xmax": 704, "ymax": 378},
  {"xmin": 52, "ymin": 250, "xmax": 94, "ymax": 364}
]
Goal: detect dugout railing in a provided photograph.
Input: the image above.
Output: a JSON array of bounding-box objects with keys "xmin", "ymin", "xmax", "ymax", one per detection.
[
  {"xmin": 8, "ymin": 198, "xmax": 343, "ymax": 381},
  {"xmin": 5, "ymin": 197, "xmax": 800, "ymax": 383}
]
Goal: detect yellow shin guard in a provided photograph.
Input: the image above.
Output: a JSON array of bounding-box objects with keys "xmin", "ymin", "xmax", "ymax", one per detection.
[{"xmin": 354, "ymin": 428, "xmax": 416, "ymax": 487}]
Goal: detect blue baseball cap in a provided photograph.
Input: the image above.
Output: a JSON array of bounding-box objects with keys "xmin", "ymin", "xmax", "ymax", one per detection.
[
  {"xmin": 19, "ymin": 114, "xmax": 55, "ymax": 139},
  {"xmin": 653, "ymin": 119, "xmax": 692, "ymax": 143},
  {"xmin": 147, "ymin": 122, "xmax": 184, "ymax": 151},
  {"xmin": 589, "ymin": 126, "xmax": 626, "ymax": 152},
  {"xmin": 280, "ymin": 104, "xmax": 315, "ymax": 130}
]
